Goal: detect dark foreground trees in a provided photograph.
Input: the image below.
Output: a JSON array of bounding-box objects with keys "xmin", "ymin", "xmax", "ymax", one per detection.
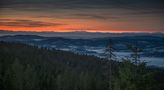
[
  {"xmin": 113, "ymin": 45, "xmax": 164, "ymax": 90},
  {"xmin": 0, "ymin": 42, "xmax": 107, "ymax": 90},
  {"xmin": 0, "ymin": 42, "xmax": 164, "ymax": 90}
]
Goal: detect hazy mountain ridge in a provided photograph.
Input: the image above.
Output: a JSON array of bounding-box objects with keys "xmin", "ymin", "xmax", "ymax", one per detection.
[
  {"xmin": 0, "ymin": 30, "xmax": 164, "ymax": 38},
  {"xmin": 0, "ymin": 34, "xmax": 164, "ymax": 58}
]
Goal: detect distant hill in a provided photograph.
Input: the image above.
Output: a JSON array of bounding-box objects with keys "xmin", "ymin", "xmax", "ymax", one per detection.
[
  {"xmin": 0, "ymin": 35, "xmax": 164, "ymax": 58},
  {"xmin": 0, "ymin": 30, "xmax": 164, "ymax": 39}
]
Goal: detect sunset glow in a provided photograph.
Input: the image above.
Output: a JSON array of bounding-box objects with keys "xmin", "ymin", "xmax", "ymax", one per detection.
[{"xmin": 0, "ymin": 0, "xmax": 163, "ymax": 33}]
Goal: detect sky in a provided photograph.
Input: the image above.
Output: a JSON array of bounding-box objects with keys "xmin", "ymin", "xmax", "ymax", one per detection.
[{"xmin": 0, "ymin": 0, "xmax": 163, "ymax": 33}]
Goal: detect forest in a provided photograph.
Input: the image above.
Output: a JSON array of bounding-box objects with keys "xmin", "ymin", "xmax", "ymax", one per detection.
[{"xmin": 0, "ymin": 41, "xmax": 164, "ymax": 90}]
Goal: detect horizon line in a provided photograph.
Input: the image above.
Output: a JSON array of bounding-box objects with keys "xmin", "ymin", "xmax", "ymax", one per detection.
[{"xmin": 0, "ymin": 30, "xmax": 163, "ymax": 34}]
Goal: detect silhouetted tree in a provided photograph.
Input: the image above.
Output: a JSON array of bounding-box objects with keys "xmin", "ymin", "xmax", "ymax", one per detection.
[{"xmin": 105, "ymin": 39, "xmax": 116, "ymax": 90}]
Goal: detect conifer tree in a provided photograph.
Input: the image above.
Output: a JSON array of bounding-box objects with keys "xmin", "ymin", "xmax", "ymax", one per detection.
[{"xmin": 105, "ymin": 39, "xmax": 116, "ymax": 90}]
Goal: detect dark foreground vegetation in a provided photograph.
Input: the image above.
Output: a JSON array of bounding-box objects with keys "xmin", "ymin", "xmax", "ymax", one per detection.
[{"xmin": 0, "ymin": 42, "xmax": 164, "ymax": 90}]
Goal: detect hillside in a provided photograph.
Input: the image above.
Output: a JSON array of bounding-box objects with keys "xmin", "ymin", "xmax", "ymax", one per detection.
[
  {"xmin": 0, "ymin": 42, "xmax": 110, "ymax": 90},
  {"xmin": 0, "ymin": 42, "xmax": 164, "ymax": 90}
]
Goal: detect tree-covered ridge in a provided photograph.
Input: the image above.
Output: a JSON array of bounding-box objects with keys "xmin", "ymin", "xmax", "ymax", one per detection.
[
  {"xmin": 0, "ymin": 42, "xmax": 110, "ymax": 90},
  {"xmin": 0, "ymin": 42, "xmax": 164, "ymax": 90}
]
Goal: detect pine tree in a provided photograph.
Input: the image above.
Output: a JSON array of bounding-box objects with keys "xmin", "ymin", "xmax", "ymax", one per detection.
[
  {"xmin": 24, "ymin": 64, "xmax": 37, "ymax": 90},
  {"xmin": 114, "ymin": 45, "xmax": 146, "ymax": 90},
  {"xmin": 7, "ymin": 59, "xmax": 24, "ymax": 90},
  {"xmin": 127, "ymin": 44, "xmax": 142, "ymax": 65},
  {"xmin": 105, "ymin": 39, "xmax": 116, "ymax": 90}
]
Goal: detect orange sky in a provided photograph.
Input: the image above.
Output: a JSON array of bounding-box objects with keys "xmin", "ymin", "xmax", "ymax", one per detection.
[
  {"xmin": 0, "ymin": 15, "xmax": 163, "ymax": 33},
  {"xmin": 0, "ymin": 1, "xmax": 163, "ymax": 33}
]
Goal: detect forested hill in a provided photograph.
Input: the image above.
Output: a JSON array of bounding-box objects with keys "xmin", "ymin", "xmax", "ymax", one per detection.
[
  {"xmin": 0, "ymin": 42, "xmax": 109, "ymax": 90},
  {"xmin": 0, "ymin": 42, "xmax": 164, "ymax": 90}
]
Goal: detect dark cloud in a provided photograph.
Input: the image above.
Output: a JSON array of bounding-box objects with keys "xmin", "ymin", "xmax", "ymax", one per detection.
[
  {"xmin": 0, "ymin": 0, "xmax": 163, "ymax": 10},
  {"xmin": 0, "ymin": 0, "xmax": 163, "ymax": 17},
  {"xmin": 73, "ymin": 14, "xmax": 119, "ymax": 20},
  {"xmin": 0, "ymin": 19, "xmax": 64, "ymax": 27},
  {"xmin": 127, "ymin": 10, "xmax": 164, "ymax": 15}
]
